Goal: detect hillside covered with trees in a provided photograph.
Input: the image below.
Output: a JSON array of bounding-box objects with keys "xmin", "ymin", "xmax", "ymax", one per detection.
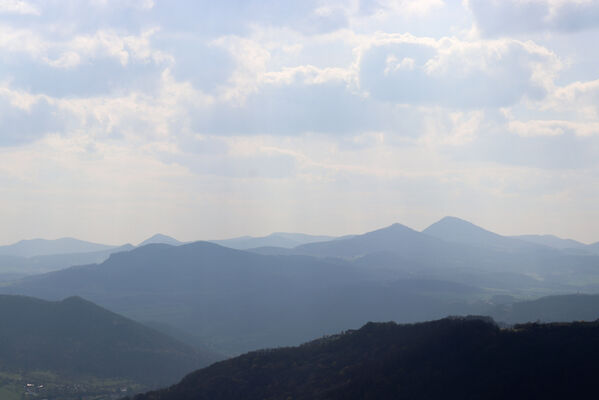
[
  {"xmin": 130, "ymin": 317, "xmax": 599, "ymax": 400},
  {"xmin": 0, "ymin": 294, "xmax": 220, "ymax": 398}
]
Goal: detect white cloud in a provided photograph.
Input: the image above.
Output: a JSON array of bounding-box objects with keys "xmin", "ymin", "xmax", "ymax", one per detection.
[
  {"xmin": 358, "ymin": 0, "xmax": 445, "ymax": 17},
  {"xmin": 551, "ymin": 78, "xmax": 599, "ymax": 110},
  {"xmin": 467, "ymin": 0, "xmax": 599, "ymax": 36},
  {"xmin": 62, "ymin": 28, "xmax": 171, "ymax": 68},
  {"xmin": 0, "ymin": 0, "xmax": 39, "ymax": 15},
  {"xmin": 384, "ymin": 55, "xmax": 415, "ymax": 74},
  {"xmin": 508, "ymin": 119, "xmax": 599, "ymax": 137},
  {"xmin": 0, "ymin": 24, "xmax": 44, "ymax": 55},
  {"xmin": 210, "ymin": 35, "xmax": 271, "ymax": 103},
  {"xmin": 88, "ymin": 0, "xmax": 155, "ymax": 9},
  {"xmin": 379, "ymin": 0, "xmax": 445, "ymax": 16},
  {"xmin": 0, "ymin": 24, "xmax": 168, "ymax": 69},
  {"xmin": 357, "ymin": 34, "xmax": 560, "ymax": 107}
]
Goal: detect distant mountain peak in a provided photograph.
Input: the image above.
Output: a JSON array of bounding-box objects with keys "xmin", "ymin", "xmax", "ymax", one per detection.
[
  {"xmin": 434, "ymin": 216, "xmax": 482, "ymax": 227},
  {"xmin": 370, "ymin": 222, "xmax": 419, "ymax": 235},
  {"xmin": 424, "ymin": 216, "xmax": 494, "ymax": 234},
  {"xmin": 291, "ymin": 221, "xmax": 434, "ymax": 259},
  {"xmin": 139, "ymin": 234, "xmax": 183, "ymax": 247},
  {"xmin": 423, "ymin": 216, "xmax": 543, "ymax": 251},
  {"xmin": 388, "ymin": 222, "xmax": 415, "ymax": 229}
]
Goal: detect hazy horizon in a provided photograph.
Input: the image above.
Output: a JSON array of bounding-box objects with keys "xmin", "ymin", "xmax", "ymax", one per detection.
[
  {"xmin": 2, "ymin": 0, "xmax": 599, "ymax": 244},
  {"xmin": 0, "ymin": 215, "xmax": 597, "ymax": 247}
]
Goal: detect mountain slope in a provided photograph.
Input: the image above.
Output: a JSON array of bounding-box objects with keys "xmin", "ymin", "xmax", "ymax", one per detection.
[
  {"xmin": 423, "ymin": 216, "xmax": 542, "ymax": 251},
  {"xmin": 139, "ymin": 234, "xmax": 184, "ymax": 247},
  {"xmin": 514, "ymin": 234, "xmax": 587, "ymax": 250},
  {"xmin": 129, "ymin": 317, "xmax": 599, "ymax": 400},
  {"xmin": 0, "ymin": 237, "xmax": 117, "ymax": 258},
  {"xmin": 293, "ymin": 223, "xmax": 445, "ymax": 259},
  {"xmin": 588, "ymin": 241, "xmax": 599, "ymax": 254},
  {"xmin": 288, "ymin": 222, "xmax": 584, "ymax": 290},
  {"xmin": 0, "ymin": 294, "xmax": 215, "ymax": 387},
  {"xmin": 2, "ymin": 242, "xmax": 378, "ymax": 354},
  {"xmin": 0, "ymin": 242, "xmax": 485, "ymax": 355},
  {"xmin": 490, "ymin": 293, "xmax": 599, "ymax": 324},
  {"xmin": 211, "ymin": 232, "xmax": 333, "ymax": 250},
  {"xmin": 0, "ymin": 244, "xmax": 135, "ymax": 276}
]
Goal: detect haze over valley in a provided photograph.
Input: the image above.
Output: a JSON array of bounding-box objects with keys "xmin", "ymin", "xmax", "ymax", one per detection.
[{"xmin": 3, "ymin": 217, "xmax": 599, "ymax": 356}]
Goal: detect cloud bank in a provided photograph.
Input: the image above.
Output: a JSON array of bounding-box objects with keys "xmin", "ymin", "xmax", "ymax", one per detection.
[{"xmin": 0, "ymin": 0, "xmax": 598, "ymax": 244}]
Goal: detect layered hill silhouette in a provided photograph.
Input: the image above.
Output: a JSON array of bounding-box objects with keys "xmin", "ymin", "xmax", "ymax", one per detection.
[
  {"xmin": 0, "ymin": 231, "xmax": 332, "ymax": 280},
  {"xmin": 136, "ymin": 232, "xmax": 334, "ymax": 250},
  {"xmin": 0, "ymin": 294, "xmax": 218, "ymax": 387},
  {"xmin": 0, "ymin": 242, "xmax": 483, "ymax": 355},
  {"xmin": 0, "ymin": 244, "xmax": 134, "ymax": 279},
  {"xmin": 286, "ymin": 218, "xmax": 599, "ymax": 291},
  {"xmin": 129, "ymin": 317, "xmax": 599, "ymax": 400},
  {"xmin": 4, "ymin": 217, "xmax": 599, "ymax": 355},
  {"xmin": 292, "ymin": 223, "xmax": 440, "ymax": 258},
  {"xmin": 211, "ymin": 232, "xmax": 334, "ymax": 250},
  {"xmin": 0, "ymin": 237, "xmax": 117, "ymax": 257}
]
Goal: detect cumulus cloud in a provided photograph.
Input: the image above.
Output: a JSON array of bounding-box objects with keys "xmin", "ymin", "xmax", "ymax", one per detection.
[
  {"xmin": 358, "ymin": 34, "xmax": 559, "ymax": 107},
  {"xmin": 0, "ymin": 86, "xmax": 71, "ymax": 146},
  {"xmin": 0, "ymin": 0, "xmax": 39, "ymax": 15},
  {"xmin": 0, "ymin": 25, "xmax": 171, "ymax": 96},
  {"xmin": 359, "ymin": 0, "xmax": 445, "ymax": 17},
  {"xmin": 467, "ymin": 0, "xmax": 599, "ymax": 36},
  {"xmin": 89, "ymin": 0, "xmax": 155, "ymax": 10}
]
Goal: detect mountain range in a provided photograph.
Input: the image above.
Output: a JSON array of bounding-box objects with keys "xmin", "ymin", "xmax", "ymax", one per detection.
[
  {"xmin": 2, "ymin": 217, "xmax": 599, "ymax": 356},
  {"xmin": 3, "ymin": 218, "xmax": 597, "ymax": 282},
  {"xmin": 1, "ymin": 242, "xmax": 383, "ymax": 354},
  {"xmin": 0, "ymin": 232, "xmax": 333, "ymax": 280}
]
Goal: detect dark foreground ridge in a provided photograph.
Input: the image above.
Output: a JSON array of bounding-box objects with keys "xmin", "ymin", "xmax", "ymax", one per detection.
[{"xmin": 130, "ymin": 316, "xmax": 599, "ymax": 400}]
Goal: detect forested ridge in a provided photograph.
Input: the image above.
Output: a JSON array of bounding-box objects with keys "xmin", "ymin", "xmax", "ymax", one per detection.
[{"xmin": 130, "ymin": 317, "xmax": 599, "ymax": 400}]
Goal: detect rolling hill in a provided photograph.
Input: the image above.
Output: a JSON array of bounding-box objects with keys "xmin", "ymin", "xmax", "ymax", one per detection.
[
  {"xmin": 210, "ymin": 232, "xmax": 334, "ymax": 250},
  {"xmin": 0, "ymin": 244, "xmax": 135, "ymax": 277},
  {"xmin": 0, "ymin": 294, "xmax": 218, "ymax": 388},
  {"xmin": 0, "ymin": 237, "xmax": 117, "ymax": 258},
  {"xmin": 0, "ymin": 242, "xmax": 483, "ymax": 355}
]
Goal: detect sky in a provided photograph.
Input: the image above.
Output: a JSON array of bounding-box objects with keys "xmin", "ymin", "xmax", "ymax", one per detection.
[{"xmin": 1, "ymin": 0, "xmax": 599, "ymax": 245}]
